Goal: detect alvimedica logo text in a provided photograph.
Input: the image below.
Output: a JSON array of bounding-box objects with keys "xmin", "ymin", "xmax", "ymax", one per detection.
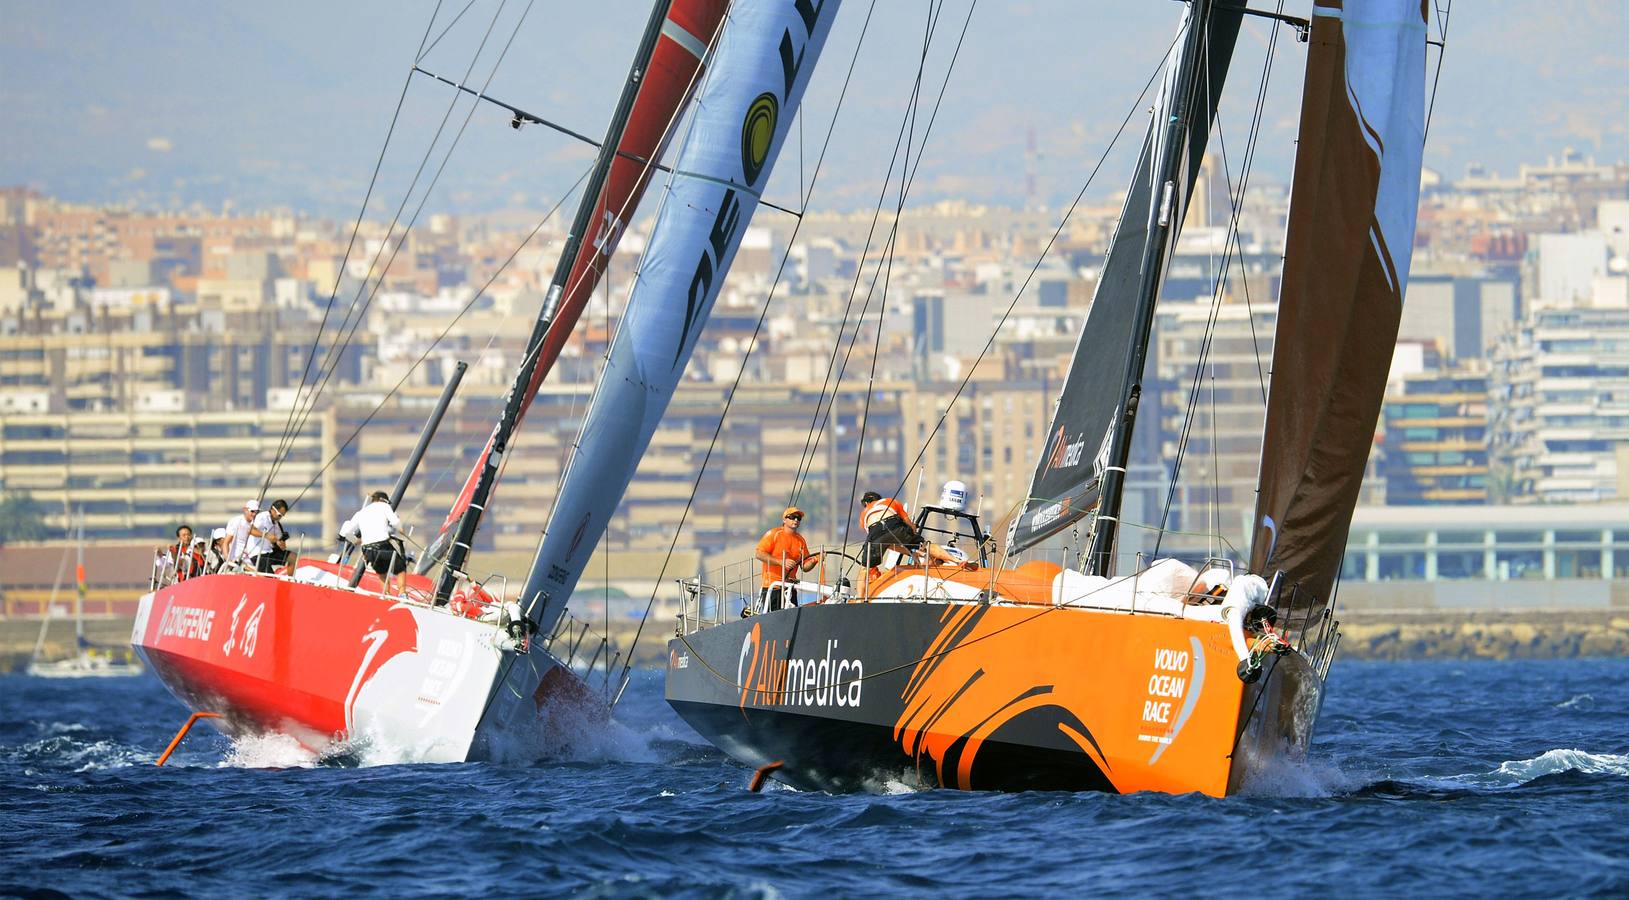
[{"xmin": 738, "ymin": 623, "xmax": 863, "ymax": 709}]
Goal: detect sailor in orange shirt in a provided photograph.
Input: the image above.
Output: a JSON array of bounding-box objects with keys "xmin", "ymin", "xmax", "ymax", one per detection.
[{"xmin": 752, "ymin": 507, "xmax": 820, "ymax": 614}]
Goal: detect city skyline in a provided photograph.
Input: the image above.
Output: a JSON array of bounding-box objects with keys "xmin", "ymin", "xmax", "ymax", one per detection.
[{"xmin": 3, "ymin": 1, "xmax": 1626, "ymax": 217}]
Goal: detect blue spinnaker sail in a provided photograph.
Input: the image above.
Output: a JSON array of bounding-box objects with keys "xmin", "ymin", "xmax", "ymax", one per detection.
[{"xmin": 522, "ymin": 0, "xmax": 842, "ymax": 632}]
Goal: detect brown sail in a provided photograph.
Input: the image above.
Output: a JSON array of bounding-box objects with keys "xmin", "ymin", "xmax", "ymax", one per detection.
[{"xmin": 1249, "ymin": 0, "xmax": 1428, "ymax": 607}]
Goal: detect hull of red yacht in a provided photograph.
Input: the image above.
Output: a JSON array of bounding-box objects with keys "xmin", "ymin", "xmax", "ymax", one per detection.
[
  {"xmin": 666, "ymin": 600, "xmax": 1323, "ymax": 796},
  {"xmin": 131, "ymin": 565, "xmax": 597, "ymax": 763}
]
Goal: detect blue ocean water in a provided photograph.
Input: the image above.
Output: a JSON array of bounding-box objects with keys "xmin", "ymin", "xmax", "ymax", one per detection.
[{"xmin": 2, "ymin": 659, "xmax": 1626, "ymax": 897}]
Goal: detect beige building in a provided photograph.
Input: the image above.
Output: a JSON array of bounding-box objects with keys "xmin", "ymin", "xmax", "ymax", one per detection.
[{"xmin": 0, "ymin": 408, "xmax": 337, "ymax": 544}]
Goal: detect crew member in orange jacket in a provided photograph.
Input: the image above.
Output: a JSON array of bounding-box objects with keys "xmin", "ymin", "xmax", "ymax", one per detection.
[{"xmin": 753, "ymin": 507, "xmax": 820, "ymax": 614}]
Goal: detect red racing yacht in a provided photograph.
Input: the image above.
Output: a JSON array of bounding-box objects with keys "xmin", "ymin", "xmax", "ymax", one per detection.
[{"xmin": 131, "ymin": 0, "xmax": 730, "ymax": 762}]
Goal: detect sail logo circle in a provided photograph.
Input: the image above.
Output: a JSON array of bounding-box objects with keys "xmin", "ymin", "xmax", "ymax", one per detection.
[{"xmin": 740, "ymin": 92, "xmax": 778, "ymax": 185}]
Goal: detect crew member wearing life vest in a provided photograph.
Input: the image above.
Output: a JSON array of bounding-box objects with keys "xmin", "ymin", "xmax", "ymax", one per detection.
[
  {"xmin": 859, "ymin": 491, "xmax": 919, "ymax": 567},
  {"xmin": 156, "ymin": 524, "xmax": 205, "ymax": 584},
  {"xmin": 752, "ymin": 507, "xmax": 821, "ymax": 614},
  {"xmin": 859, "ymin": 491, "xmax": 957, "ymax": 570}
]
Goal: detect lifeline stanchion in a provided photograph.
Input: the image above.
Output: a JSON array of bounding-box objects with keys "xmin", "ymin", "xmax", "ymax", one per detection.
[{"xmin": 155, "ymin": 711, "xmax": 220, "ymax": 766}]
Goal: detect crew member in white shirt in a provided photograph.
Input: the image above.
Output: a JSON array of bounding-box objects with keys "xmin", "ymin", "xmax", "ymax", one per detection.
[
  {"xmin": 225, "ymin": 499, "xmax": 259, "ymax": 568},
  {"xmin": 251, "ymin": 499, "xmax": 290, "ymax": 573},
  {"xmin": 341, "ymin": 491, "xmax": 407, "ymax": 595}
]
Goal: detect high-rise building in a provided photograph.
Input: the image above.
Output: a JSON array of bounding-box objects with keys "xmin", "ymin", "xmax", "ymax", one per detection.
[{"xmin": 1490, "ymin": 307, "xmax": 1629, "ymax": 503}]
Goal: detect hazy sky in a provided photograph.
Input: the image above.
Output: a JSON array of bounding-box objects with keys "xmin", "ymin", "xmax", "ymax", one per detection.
[{"xmin": 3, "ymin": 1, "xmax": 1625, "ymax": 217}]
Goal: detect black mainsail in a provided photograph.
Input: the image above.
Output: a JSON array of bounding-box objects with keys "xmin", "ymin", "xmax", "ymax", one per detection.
[{"xmin": 1009, "ymin": 1, "xmax": 1243, "ymax": 568}]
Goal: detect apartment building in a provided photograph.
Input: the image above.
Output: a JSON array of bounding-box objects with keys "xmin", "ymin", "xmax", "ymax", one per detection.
[
  {"xmin": 1380, "ymin": 366, "xmax": 1490, "ymax": 505},
  {"xmin": 0, "ymin": 408, "xmax": 337, "ymax": 543},
  {"xmin": 1490, "ymin": 307, "xmax": 1629, "ymax": 503}
]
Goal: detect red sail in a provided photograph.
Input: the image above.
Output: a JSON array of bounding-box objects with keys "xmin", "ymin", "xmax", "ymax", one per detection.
[
  {"xmin": 1249, "ymin": 0, "xmax": 1427, "ymax": 607},
  {"xmin": 438, "ymin": 1, "xmax": 728, "ymax": 538}
]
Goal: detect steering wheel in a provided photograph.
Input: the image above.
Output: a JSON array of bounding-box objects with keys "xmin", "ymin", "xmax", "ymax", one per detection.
[{"xmin": 818, "ymin": 550, "xmax": 867, "ymax": 568}]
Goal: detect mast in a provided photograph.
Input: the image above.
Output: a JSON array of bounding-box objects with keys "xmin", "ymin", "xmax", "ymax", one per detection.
[
  {"xmin": 350, "ymin": 361, "xmax": 467, "ymax": 588},
  {"xmin": 1085, "ymin": 0, "xmax": 1215, "ymax": 576},
  {"xmin": 431, "ymin": 0, "xmax": 727, "ymax": 603},
  {"xmin": 1007, "ymin": 1, "xmax": 1243, "ymax": 566}
]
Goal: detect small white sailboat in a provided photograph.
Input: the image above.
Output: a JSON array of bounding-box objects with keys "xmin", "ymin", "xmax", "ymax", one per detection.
[{"xmin": 28, "ymin": 510, "xmax": 144, "ymax": 678}]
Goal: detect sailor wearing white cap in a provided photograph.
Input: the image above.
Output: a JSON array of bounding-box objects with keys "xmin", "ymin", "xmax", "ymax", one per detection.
[
  {"xmin": 225, "ymin": 498, "xmax": 260, "ymax": 565},
  {"xmin": 207, "ymin": 526, "xmax": 231, "ymax": 573}
]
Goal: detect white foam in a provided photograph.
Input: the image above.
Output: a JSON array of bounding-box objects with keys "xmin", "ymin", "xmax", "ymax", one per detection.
[
  {"xmin": 1237, "ymin": 755, "xmax": 1360, "ymax": 798},
  {"xmin": 1490, "ymin": 748, "xmax": 1629, "ymax": 784},
  {"xmin": 875, "ymin": 778, "xmax": 924, "ymax": 795},
  {"xmin": 1424, "ymin": 748, "xmax": 1629, "ymax": 791},
  {"xmin": 9, "ymin": 729, "xmax": 154, "ymax": 772},
  {"xmin": 219, "ymin": 732, "xmax": 321, "ymax": 769},
  {"xmin": 69, "ymin": 739, "xmax": 153, "ymax": 772}
]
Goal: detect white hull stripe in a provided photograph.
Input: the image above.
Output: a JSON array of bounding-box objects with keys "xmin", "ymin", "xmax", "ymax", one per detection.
[{"xmin": 663, "ymin": 19, "xmax": 709, "ymax": 61}]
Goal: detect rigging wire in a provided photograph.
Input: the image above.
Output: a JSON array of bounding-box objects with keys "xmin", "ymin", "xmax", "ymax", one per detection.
[
  {"xmin": 840, "ymin": 0, "xmax": 950, "ymax": 540},
  {"xmin": 285, "ymin": 166, "xmax": 594, "ymax": 510},
  {"xmin": 1151, "ymin": 2, "xmax": 1285, "ymax": 558},
  {"xmin": 609, "ymin": 0, "xmax": 889, "ymax": 701},
  {"xmin": 261, "ymin": 1, "xmax": 445, "ymax": 501},
  {"xmin": 880, "ymin": 25, "xmax": 1187, "ymax": 539},
  {"xmin": 1224, "ymin": 1, "xmax": 1285, "ymax": 406},
  {"xmin": 787, "ymin": 0, "xmax": 962, "ymax": 516},
  {"xmin": 1423, "ymin": 0, "xmax": 1452, "ymax": 146},
  {"xmin": 267, "ymin": 0, "xmax": 528, "ymax": 495},
  {"xmin": 419, "ymin": 0, "xmax": 479, "ymax": 63},
  {"xmin": 269, "ymin": 0, "xmax": 502, "ymax": 491}
]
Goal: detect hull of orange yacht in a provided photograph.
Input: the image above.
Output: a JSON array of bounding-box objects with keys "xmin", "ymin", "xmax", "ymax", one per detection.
[
  {"xmin": 666, "ymin": 600, "xmax": 1323, "ymax": 795},
  {"xmin": 131, "ymin": 562, "xmax": 597, "ymax": 763}
]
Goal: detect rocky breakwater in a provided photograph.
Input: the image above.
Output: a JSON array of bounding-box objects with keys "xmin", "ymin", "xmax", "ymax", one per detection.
[{"xmin": 1338, "ymin": 609, "xmax": 1629, "ymax": 660}]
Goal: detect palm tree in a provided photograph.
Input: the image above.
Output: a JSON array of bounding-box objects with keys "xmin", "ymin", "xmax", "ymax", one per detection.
[{"xmin": 0, "ymin": 491, "xmax": 50, "ymax": 545}]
